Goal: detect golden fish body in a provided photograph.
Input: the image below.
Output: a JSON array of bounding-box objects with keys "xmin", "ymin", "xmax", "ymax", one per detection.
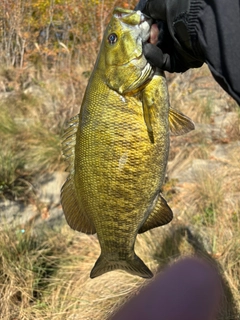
[{"xmin": 61, "ymin": 8, "xmax": 194, "ymax": 279}]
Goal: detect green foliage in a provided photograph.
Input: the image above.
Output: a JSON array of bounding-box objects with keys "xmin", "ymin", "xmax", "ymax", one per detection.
[{"xmin": 203, "ymin": 204, "xmax": 216, "ymax": 226}]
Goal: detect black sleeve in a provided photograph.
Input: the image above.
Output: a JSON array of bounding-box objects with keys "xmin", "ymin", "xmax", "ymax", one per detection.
[
  {"xmin": 136, "ymin": 0, "xmax": 240, "ymax": 105},
  {"xmin": 196, "ymin": 0, "xmax": 240, "ymax": 105}
]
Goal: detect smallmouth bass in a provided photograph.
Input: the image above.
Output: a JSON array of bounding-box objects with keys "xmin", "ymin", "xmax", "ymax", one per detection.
[{"xmin": 61, "ymin": 8, "xmax": 194, "ymax": 279}]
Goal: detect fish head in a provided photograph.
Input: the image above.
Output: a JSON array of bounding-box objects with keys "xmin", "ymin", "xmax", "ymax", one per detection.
[{"xmin": 100, "ymin": 8, "xmax": 154, "ymax": 94}]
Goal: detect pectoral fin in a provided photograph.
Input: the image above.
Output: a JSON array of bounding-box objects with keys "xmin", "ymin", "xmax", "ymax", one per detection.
[
  {"xmin": 169, "ymin": 107, "xmax": 195, "ymax": 136},
  {"xmin": 143, "ymin": 102, "xmax": 154, "ymax": 143},
  {"xmin": 138, "ymin": 194, "xmax": 173, "ymax": 234}
]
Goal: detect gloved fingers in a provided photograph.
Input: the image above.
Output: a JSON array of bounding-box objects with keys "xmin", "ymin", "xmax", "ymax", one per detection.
[
  {"xmin": 161, "ymin": 51, "xmax": 190, "ymax": 73},
  {"xmin": 143, "ymin": 43, "xmax": 165, "ymax": 69}
]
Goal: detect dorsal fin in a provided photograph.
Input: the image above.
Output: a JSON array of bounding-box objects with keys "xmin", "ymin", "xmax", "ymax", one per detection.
[
  {"xmin": 62, "ymin": 115, "xmax": 79, "ymax": 172},
  {"xmin": 61, "ymin": 115, "xmax": 96, "ymax": 234},
  {"xmin": 169, "ymin": 107, "xmax": 195, "ymax": 136}
]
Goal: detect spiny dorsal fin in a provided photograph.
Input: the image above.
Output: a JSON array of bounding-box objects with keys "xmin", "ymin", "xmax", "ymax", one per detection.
[
  {"xmin": 61, "ymin": 114, "xmax": 96, "ymax": 234},
  {"xmin": 138, "ymin": 193, "xmax": 173, "ymax": 234},
  {"xmin": 169, "ymin": 107, "xmax": 195, "ymax": 136}
]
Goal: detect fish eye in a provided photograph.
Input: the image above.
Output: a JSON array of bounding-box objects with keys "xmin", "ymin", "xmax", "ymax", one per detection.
[{"xmin": 108, "ymin": 33, "xmax": 118, "ymax": 45}]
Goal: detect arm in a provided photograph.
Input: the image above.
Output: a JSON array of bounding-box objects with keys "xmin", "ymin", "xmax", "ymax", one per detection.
[
  {"xmin": 136, "ymin": 0, "xmax": 240, "ymax": 105},
  {"xmin": 198, "ymin": 0, "xmax": 240, "ymax": 105}
]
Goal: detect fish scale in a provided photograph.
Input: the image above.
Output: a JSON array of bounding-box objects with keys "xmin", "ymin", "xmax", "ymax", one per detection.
[{"xmin": 61, "ymin": 7, "xmax": 195, "ymax": 278}]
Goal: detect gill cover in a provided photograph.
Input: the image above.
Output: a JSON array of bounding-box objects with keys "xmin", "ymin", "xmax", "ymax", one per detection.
[
  {"xmin": 102, "ymin": 8, "xmax": 153, "ymax": 93},
  {"xmin": 105, "ymin": 9, "xmax": 143, "ymax": 66}
]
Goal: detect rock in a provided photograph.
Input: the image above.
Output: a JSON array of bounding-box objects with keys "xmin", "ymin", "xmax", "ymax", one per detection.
[
  {"xmin": 214, "ymin": 112, "xmax": 237, "ymax": 128},
  {"xmin": 0, "ymin": 199, "xmax": 65, "ymax": 231},
  {"xmin": 211, "ymin": 142, "xmax": 240, "ymax": 160},
  {"xmin": 0, "ymin": 172, "xmax": 68, "ymax": 230},
  {"xmin": 37, "ymin": 171, "xmax": 68, "ymax": 205},
  {"xmin": 169, "ymin": 159, "xmax": 220, "ymax": 184},
  {"xmin": 0, "ymin": 200, "xmax": 37, "ymax": 228}
]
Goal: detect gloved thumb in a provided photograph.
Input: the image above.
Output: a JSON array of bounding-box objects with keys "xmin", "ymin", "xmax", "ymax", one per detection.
[
  {"xmin": 143, "ymin": 43, "xmax": 173, "ymax": 72},
  {"xmin": 143, "ymin": 43, "xmax": 190, "ymax": 73}
]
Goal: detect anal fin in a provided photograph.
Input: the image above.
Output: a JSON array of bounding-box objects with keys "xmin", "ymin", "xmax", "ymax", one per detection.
[
  {"xmin": 61, "ymin": 175, "xmax": 96, "ymax": 234},
  {"xmin": 138, "ymin": 194, "xmax": 173, "ymax": 234}
]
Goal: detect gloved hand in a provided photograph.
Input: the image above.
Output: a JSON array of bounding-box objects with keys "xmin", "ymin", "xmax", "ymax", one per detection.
[{"xmin": 135, "ymin": 0, "xmax": 205, "ymax": 73}]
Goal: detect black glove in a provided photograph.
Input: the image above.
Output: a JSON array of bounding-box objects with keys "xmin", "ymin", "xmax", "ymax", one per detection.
[{"xmin": 135, "ymin": 0, "xmax": 205, "ymax": 73}]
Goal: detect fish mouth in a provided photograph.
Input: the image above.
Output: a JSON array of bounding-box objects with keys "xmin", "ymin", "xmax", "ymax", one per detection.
[
  {"xmin": 139, "ymin": 12, "xmax": 152, "ymax": 43},
  {"xmin": 136, "ymin": 11, "xmax": 160, "ymax": 45},
  {"xmin": 139, "ymin": 12, "xmax": 159, "ymax": 45},
  {"xmin": 113, "ymin": 8, "xmax": 152, "ymax": 44}
]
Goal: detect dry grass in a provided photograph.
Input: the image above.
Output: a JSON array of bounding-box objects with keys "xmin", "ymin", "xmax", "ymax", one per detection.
[
  {"xmin": 0, "ymin": 64, "xmax": 90, "ymax": 201},
  {"xmin": 164, "ymin": 69, "xmax": 240, "ymax": 318},
  {"xmin": 0, "ymin": 70, "xmax": 239, "ymax": 319},
  {"xmin": 0, "ymin": 220, "xmax": 239, "ymax": 319},
  {"xmin": 0, "ymin": 61, "xmax": 239, "ymax": 320},
  {"xmin": 0, "ymin": 224, "xmax": 167, "ymax": 319},
  {"xmin": 0, "ymin": 2, "xmax": 240, "ymax": 319}
]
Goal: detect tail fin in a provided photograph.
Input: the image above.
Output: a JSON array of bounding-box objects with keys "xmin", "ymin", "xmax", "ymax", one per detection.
[{"xmin": 90, "ymin": 254, "xmax": 153, "ymax": 279}]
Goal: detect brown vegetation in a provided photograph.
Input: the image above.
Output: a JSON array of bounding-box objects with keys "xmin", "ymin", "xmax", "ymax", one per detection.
[{"xmin": 0, "ymin": 1, "xmax": 239, "ymax": 319}]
